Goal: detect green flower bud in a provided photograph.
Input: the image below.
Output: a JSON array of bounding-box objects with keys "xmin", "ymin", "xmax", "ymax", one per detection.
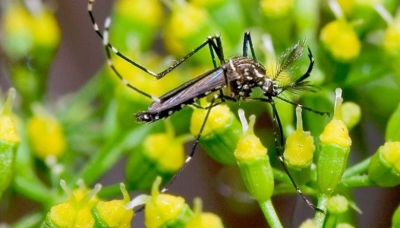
[
  {"xmin": 126, "ymin": 122, "xmax": 185, "ymax": 191},
  {"xmin": 234, "ymin": 110, "xmax": 274, "ymax": 201},
  {"xmin": 130, "ymin": 177, "xmax": 194, "ymax": 228},
  {"xmin": 382, "ymin": 8, "xmax": 400, "ymax": 58},
  {"xmin": 392, "ymin": 203, "xmax": 400, "ymax": 228},
  {"xmin": 112, "ymin": 0, "xmax": 164, "ymax": 51},
  {"xmin": 190, "ymin": 103, "xmax": 241, "ymax": 164},
  {"xmin": 320, "ymin": 19, "xmax": 361, "ymax": 62},
  {"xmin": 368, "ymin": 141, "xmax": 400, "ymax": 187},
  {"xmin": 91, "ymin": 183, "xmax": 133, "ymax": 228},
  {"xmin": 1, "ymin": 3, "xmax": 34, "ymax": 60},
  {"xmin": 2, "ymin": 3, "xmax": 60, "ymax": 109},
  {"xmin": 163, "ymin": 1, "xmax": 216, "ymax": 63},
  {"xmin": 185, "ymin": 198, "xmax": 224, "ymax": 228},
  {"xmin": 0, "ymin": 88, "xmax": 20, "ymax": 198},
  {"xmin": 43, "ymin": 180, "xmax": 101, "ymax": 228},
  {"xmin": 317, "ymin": 88, "xmax": 352, "ymax": 195},
  {"xmin": 326, "ymin": 195, "xmax": 349, "ymax": 214},
  {"xmin": 260, "ymin": 0, "xmax": 294, "ymax": 18},
  {"xmin": 284, "ymin": 106, "xmax": 315, "ymax": 185},
  {"xmin": 341, "ymin": 101, "xmax": 361, "ymax": 130},
  {"xmin": 27, "ymin": 104, "xmax": 66, "ymax": 160}
]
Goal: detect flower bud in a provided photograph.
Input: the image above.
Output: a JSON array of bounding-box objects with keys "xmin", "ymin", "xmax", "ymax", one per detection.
[
  {"xmin": 91, "ymin": 183, "xmax": 133, "ymax": 228},
  {"xmin": 341, "ymin": 101, "xmax": 361, "ymax": 130},
  {"xmin": 112, "ymin": 0, "xmax": 164, "ymax": 51},
  {"xmin": 190, "ymin": 103, "xmax": 241, "ymax": 164},
  {"xmin": 326, "ymin": 195, "xmax": 349, "ymax": 214},
  {"xmin": 368, "ymin": 141, "xmax": 400, "ymax": 187},
  {"xmin": 317, "ymin": 88, "xmax": 352, "ymax": 195},
  {"xmin": 234, "ymin": 110, "xmax": 274, "ymax": 201},
  {"xmin": 27, "ymin": 104, "xmax": 66, "ymax": 159},
  {"xmin": 43, "ymin": 180, "xmax": 101, "ymax": 227},
  {"xmin": 185, "ymin": 198, "xmax": 224, "ymax": 228},
  {"xmin": 126, "ymin": 177, "xmax": 193, "ymax": 228},
  {"xmin": 320, "ymin": 19, "xmax": 361, "ymax": 62},
  {"xmin": 163, "ymin": 1, "xmax": 216, "ymax": 63},
  {"xmin": 383, "ymin": 22, "xmax": 400, "ymax": 58},
  {"xmin": 260, "ymin": 0, "xmax": 293, "ymax": 18},
  {"xmin": 126, "ymin": 122, "xmax": 185, "ymax": 191},
  {"xmin": 392, "ymin": 204, "xmax": 400, "ymax": 228},
  {"xmin": 1, "ymin": 3, "xmax": 33, "ymax": 60},
  {"xmin": 0, "ymin": 88, "xmax": 20, "ymax": 198},
  {"xmin": 284, "ymin": 106, "xmax": 315, "ymax": 185}
]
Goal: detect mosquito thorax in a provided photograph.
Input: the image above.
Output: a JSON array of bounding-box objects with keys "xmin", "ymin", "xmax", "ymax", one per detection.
[{"xmin": 225, "ymin": 56, "xmax": 267, "ymax": 99}]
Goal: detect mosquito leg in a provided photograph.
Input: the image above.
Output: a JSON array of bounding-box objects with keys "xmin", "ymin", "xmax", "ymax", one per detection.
[
  {"xmin": 269, "ymin": 99, "xmax": 323, "ymax": 212},
  {"xmin": 160, "ymin": 95, "xmax": 218, "ymax": 193},
  {"xmin": 88, "ymin": 1, "xmax": 159, "ymax": 77},
  {"xmin": 275, "ymin": 96, "xmax": 330, "ymax": 117},
  {"xmin": 99, "ymin": 16, "xmax": 226, "ymax": 102},
  {"xmin": 246, "ymin": 97, "xmax": 322, "ymax": 211},
  {"xmin": 89, "ymin": 0, "xmax": 223, "ymax": 80},
  {"xmin": 103, "ymin": 18, "xmax": 158, "ymax": 101},
  {"xmin": 157, "ymin": 35, "xmax": 224, "ymax": 79},
  {"xmin": 292, "ymin": 47, "xmax": 314, "ymax": 84},
  {"xmin": 242, "ymin": 32, "xmax": 257, "ymax": 60}
]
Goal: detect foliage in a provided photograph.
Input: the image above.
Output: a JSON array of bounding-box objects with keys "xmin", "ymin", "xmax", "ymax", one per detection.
[{"xmin": 1, "ymin": 0, "xmax": 400, "ymax": 227}]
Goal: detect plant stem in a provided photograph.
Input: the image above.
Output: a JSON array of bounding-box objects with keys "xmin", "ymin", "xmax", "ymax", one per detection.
[
  {"xmin": 258, "ymin": 199, "xmax": 283, "ymax": 228},
  {"xmin": 341, "ymin": 174, "xmax": 373, "ymax": 188},
  {"xmin": 342, "ymin": 157, "xmax": 371, "ymax": 178},
  {"xmin": 315, "ymin": 193, "xmax": 329, "ymax": 228}
]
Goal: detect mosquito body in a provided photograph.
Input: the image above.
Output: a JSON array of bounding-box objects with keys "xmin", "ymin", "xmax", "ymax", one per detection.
[
  {"xmin": 136, "ymin": 41, "xmax": 316, "ymax": 123},
  {"xmin": 88, "ymin": 0, "xmax": 324, "ymax": 211},
  {"xmin": 137, "ymin": 56, "xmax": 268, "ymax": 122}
]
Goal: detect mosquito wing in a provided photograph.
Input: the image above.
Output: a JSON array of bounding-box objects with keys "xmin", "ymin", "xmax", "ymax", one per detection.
[{"xmin": 148, "ymin": 67, "xmax": 228, "ymax": 113}]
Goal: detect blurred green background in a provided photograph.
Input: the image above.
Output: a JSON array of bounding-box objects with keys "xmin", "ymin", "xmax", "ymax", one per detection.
[{"xmin": 1, "ymin": 0, "xmax": 400, "ymax": 227}]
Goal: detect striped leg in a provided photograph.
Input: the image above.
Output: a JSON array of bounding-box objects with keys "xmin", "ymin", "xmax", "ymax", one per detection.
[
  {"xmin": 160, "ymin": 95, "xmax": 219, "ymax": 193},
  {"xmin": 88, "ymin": 0, "xmax": 225, "ymax": 81},
  {"xmin": 254, "ymin": 97, "xmax": 323, "ymax": 212}
]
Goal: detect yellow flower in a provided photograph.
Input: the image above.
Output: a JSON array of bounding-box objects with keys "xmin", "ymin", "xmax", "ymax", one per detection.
[
  {"xmin": 320, "ymin": 19, "xmax": 361, "ymax": 62},
  {"xmin": 185, "ymin": 198, "xmax": 224, "ymax": 228},
  {"xmin": 126, "ymin": 177, "xmax": 192, "ymax": 228},
  {"xmin": 27, "ymin": 104, "xmax": 66, "ymax": 159},
  {"xmin": 44, "ymin": 180, "xmax": 101, "ymax": 227},
  {"xmin": 92, "ymin": 183, "xmax": 133, "ymax": 228},
  {"xmin": 261, "ymin": 0, "xmax": 293, "ymax": 18}
]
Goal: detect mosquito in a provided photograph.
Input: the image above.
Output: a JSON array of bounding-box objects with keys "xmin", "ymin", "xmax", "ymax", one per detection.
[{"xmin": 88, "ymin": 0, "xmax": 327, "ymax": 211}]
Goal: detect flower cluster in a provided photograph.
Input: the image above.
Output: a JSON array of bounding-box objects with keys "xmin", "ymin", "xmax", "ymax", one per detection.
[{"xmin": 0, "ymin": 0, "xmax": 399, "ymax": 227}]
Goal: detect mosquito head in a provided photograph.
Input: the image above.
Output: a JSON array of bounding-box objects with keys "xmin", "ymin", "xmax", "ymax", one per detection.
[{"xmin": 262, "ymin": 79, "xmax": 280, "ymax": 97}]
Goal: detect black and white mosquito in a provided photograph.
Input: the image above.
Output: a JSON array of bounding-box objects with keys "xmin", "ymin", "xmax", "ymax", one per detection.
[{"xmin": 88, "ymin": 0, "xmax": 326, "ymax": 211}]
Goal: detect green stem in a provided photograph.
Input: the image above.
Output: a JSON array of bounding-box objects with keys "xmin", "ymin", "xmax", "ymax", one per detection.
[
  {"xmin": 315, "ymin": 193, "xmax": 329, "ymax": 228},
  {"xmin": 273, "ymin": 184, "xmax": 317, "ymax": 196},
  {"xmin": 98, "ymin": 183, "xmax": 122, "ymax": 198},
  {"xmin": 341, "ymin": 174, "xmax": 373, "ymax": 188},
  {"xmin": 342, "ymin": 157, "xmax": 371, "ymax": 178},
  {"xmin": 272, "ymin": 168, "xmax": 291, "ymax": 183},
  {"xmin": 323, "ymin": 213, "xmax": 338, "ymax": 228},
  {"xmin": 258, "ymin": 199, "xmax": 283, "ymax": 228},
  {"xmin": 12, "ymin": 128, "xmax": 53, "ymax": 206}
]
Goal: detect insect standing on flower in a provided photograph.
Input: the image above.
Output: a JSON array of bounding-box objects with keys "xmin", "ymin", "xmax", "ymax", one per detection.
[{"xmin": 88, "ymin": 0, "xmax": 326, "ymax": 210}]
